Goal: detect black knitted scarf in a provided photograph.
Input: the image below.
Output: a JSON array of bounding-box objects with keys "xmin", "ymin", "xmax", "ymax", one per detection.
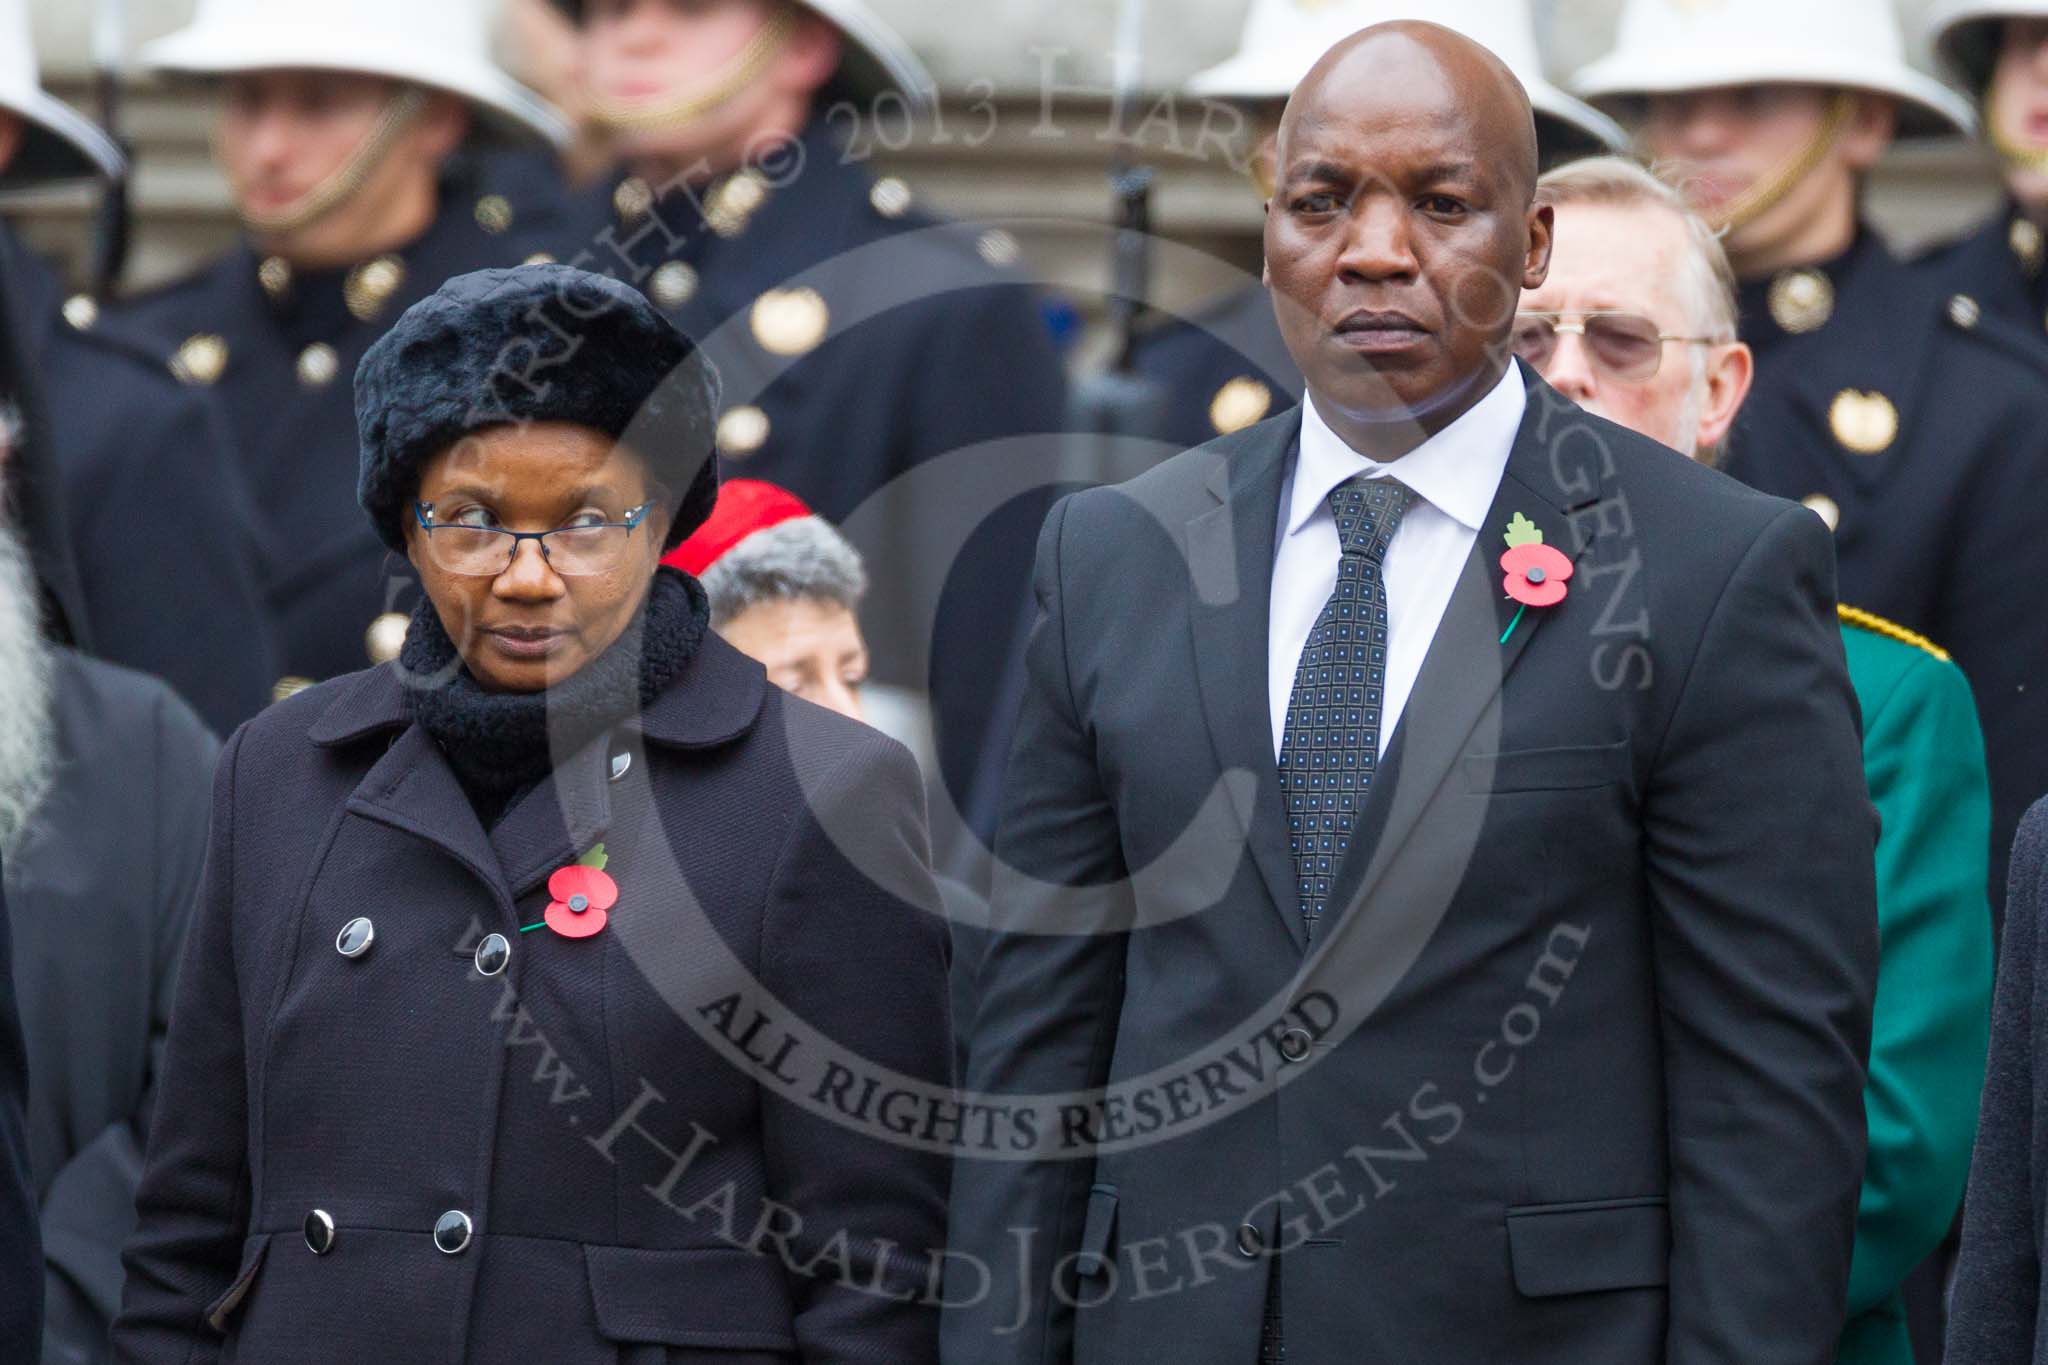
[{"xmin": 398, "ymin": 567, "xmax": 707, "ymax": 826}]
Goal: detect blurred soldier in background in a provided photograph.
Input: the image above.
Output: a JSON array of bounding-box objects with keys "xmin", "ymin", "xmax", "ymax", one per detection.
[
  {"xmin": 1917, "ymin": 3, "xmax": 2048, "ymax": 332},
  {"xmin": 0, "ymin": 0, "xmax": 277, "ymax": 735},
  {"xmin": 109, "ymin": 0, "xmax": 570, "ymax": 707},
  {"xmin": 1519, "ymin": 154, "xmax": 1995, "ymax": 1365},
  {"xmin": 3, "ymin": 245, "xmax": 217, "ymax": 1365},
  {"xmin": 552, "ymin": 0, "xmax": 1069, "ymax": 864},
  {"xmin": 1124, "ymin": 0, "xmax": 1626, "ymax": 453},
  {"xmin": 1576, "ymin": 0, "xmax": 2048, "ymax": 925}
]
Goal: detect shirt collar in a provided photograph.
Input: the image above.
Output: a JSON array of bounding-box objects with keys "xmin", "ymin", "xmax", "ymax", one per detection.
[{"xmin": 1287, "ymin": 362, "xmax": 1526, "ymax": 539}]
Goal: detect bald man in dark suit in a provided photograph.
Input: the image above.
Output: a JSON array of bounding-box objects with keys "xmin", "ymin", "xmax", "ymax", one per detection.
[{"xmin": 945, "ymin": 22, "xmax": 1877, "ymax": 1365}]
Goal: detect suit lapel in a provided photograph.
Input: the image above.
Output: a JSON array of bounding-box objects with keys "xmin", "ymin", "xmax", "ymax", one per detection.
[
  {"xmin": 1185, "ymin": 410, "xmax": 1304, "ymax": 946},
  {"xmin": 1326, "ymin": 374, "xmax": 1599, "ymax": 922}
]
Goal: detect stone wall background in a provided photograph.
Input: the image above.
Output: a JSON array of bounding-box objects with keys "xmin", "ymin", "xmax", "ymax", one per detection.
[{"xmin": 6, "ymin": 0, "xmax": 2005, "ymax": 337}]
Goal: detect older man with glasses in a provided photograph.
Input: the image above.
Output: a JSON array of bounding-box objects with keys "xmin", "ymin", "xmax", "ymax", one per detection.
[
  {"xmin": 1518, "ymin": 155, "xmax": 1995, "ymax": 1365},
  {"xmin": 1575, "ymin": 0, "xmax": 2048, "ymax": 929}
]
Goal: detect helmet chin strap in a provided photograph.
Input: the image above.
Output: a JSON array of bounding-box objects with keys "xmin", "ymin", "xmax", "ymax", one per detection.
[
  {"xmin": 226, "ymin": 87, "xmax": 430, "ymax": 239},
  {"xmin": 585, "ymin": 4, "xmax": 797, "ymax": 138},
  {"xmin": 1990, "ymin": 63, "xmax": 2048, "ymax": 179},
  {"xmin": 1691, "ymin": 90, "xmax": 1857, "ymax": 234}
]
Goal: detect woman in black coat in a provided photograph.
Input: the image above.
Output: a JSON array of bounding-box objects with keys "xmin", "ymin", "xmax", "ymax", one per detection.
[
  {"xmin": 113, "ymin": 265, "xmax": 953, "ymax": 1364},
  {"xmin": 1949, "ymin": 794, "xmax": 2048, "ymax": 1362}
]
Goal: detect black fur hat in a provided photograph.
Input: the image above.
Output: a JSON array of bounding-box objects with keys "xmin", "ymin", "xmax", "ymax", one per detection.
[{"xmin": 355, "ymin": 263, "xmax": 721, "ymax": 553}]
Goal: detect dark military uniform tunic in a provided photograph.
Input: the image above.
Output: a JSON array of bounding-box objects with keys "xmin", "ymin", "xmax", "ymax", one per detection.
[
  {"xmin": 1, "ymin": 224, "xmax": 279, "ymax": 734},
  {"xmin": 110, "ymin": 163, "xmax": 566, "ymax": 701},
  {"xmin": 560, "ymin": 117, "xmax": 1069, "ymax": 842},
  {"xmin": 1726, "ymin": 225, "xmax": 2048, "ymax": 913},
  {"xmin": 1126, "ymin": 283, "xmax": 1302, "ymax": 451},
  {"xmin": 1913, "ymin": 199, "xmax": 2048, "ymax": 338}
]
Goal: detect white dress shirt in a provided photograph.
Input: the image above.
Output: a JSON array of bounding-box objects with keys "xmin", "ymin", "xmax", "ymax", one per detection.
[{"xmin": 1268, "ymin": 364, "xmax": 1527, "ymax": 759}]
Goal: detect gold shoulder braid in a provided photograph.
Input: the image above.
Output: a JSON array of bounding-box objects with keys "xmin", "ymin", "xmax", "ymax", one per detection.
[{"xmin": 1837, "ymin": 603, "xmax": 1951, "ymax": 663}]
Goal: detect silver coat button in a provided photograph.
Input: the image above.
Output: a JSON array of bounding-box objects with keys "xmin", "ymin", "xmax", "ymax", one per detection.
[
  {"xmin": 336, "ymin": 917, "xmax": 375, "ymax": 959},
  {"xmin": 473, "ymin": 933, "xmax": 511, "ymax": 978},
  {"xmin": 1236, "ymin": 1223, "xmax": 1263, "ymax": 1257},
  {"xmin": 609, "ymin": 751, "xmax": 632, "ymax": 782},
  {"xmin": 1278, "ymin": 1027, "xmax": 1313, "ymax": 1063},
  {"xmin": 304, "ymin": 1209, "xmax": 335, "ymax": 1255},
  {"xmin": 434, "ymin": 1210, "xmax": 472, "ymax": 1254}
]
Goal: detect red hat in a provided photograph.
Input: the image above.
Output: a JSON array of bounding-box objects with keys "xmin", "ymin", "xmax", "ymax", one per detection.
[{"xmin": 663, "ymin": 479, "xmax": 814, "ymax": 576}]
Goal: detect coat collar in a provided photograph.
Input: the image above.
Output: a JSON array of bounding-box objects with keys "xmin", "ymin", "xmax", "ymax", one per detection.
[{"xmin": 308, "ymin": 628, "xmax": 769, "ymax": 752}]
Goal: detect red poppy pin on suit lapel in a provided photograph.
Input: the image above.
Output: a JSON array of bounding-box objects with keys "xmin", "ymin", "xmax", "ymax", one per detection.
[
  {"xmin": 523, "ymin": 844, "xmax": 618, "ymax": 939},
  {"xmin": 1499, "ymin": 512, "xmax": 1572, "ymax": 644}
]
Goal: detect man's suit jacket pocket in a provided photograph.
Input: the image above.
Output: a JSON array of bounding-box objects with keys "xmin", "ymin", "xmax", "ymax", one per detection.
[
  {"xmin": 1461, "ymin": 740, "xmax": 1633, "ymax": 796},
  {"xmin": 1504, "ymin": 1196, "xmax": 1669, "ymax": 1297}
]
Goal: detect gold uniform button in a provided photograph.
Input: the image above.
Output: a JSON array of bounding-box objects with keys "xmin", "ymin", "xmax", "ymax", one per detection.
[
  {"xmin": 613, "ymin": 176, "xmax": 654, "ymax": 223},
  {"xmin": 344, "ymin": 255, "xmax": 406, "ymax": 323},
  {"xmin": 1209, "ymin": 376, "xmax": 1273, "ymax": 435},
  {"xmin": 1829, "ymin": 389, "xmax": 1899, "ymax": 455},
  {"xmin": 2013, "ymin": 217, "xmax": 2044, "ymax": 276},
  {"xmin": 1768, "ymin": 269, "xmax": 1834, "ymax": 334},
  {"xmin": 474, "ymin": 194, "xmax": 514, "ymax": 235},
  {"xmin": 870, "ymin": 176, "xmax": 913, "ymax": 219},
  {"xmin": 707, "ymin": 170, "xmax": 768, "ymax": 238},
  {"xmin": 296, "ymin": 343, "xmax": 340, "ymax": 388},
  {"xmin": 61, "ymin": 294, "xmax": 98, "ymax": 330},
  {"xmin": 716, "ymin": 405, "xmax": 771, "ymax": 457},
  {"xmin": 749, "ymin": 287, "xmax": 829, "ymax": 356},
  {"xmin": 1801, "ymin": 493, "xmax": 1841, "ymax": 533},
  {"xmin": 271, "ymin": 675, "xmax": 315, "ymax": 703},
  {"xmin": 170, "ymin": 334, "xmax": 229, "ymax": 386},
  {"xmin": 365, "ymin": 612, "xmax": 410, "ymax": 665},
  {"xmin": 1949, "ymin": 294, "xmax": 1982, "ymax": 330},
  {"xmin": 257, "ymin": 255, "xmax": 293, "ymax": 301},
  {"xmin": 977, "ymin": 229, "xmax": 1021, "ymax": 268},
  {"xmin": 650, "ymin": 261, "xmax": 699, "ymax": 310}
]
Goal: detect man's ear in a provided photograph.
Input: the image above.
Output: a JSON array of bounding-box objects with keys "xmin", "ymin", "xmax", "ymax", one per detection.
[
  {"xmin": 1696, "ymin": 340, "xmax": 1755, "ymax": 452},
  {"xmin": 1840, "ymin": 93, "xmax": 1898, "ymax": 170},
  {"xmin": 1522, "ymin": 202, "xmax": 1554, "ymax": 290},
  {"xmin": 778, "ymin": 12, "xmax": 844, "ymax": 99},
  {"xmin": 415, "ymin": 93, "xmax": 471, "ymax": 164}
]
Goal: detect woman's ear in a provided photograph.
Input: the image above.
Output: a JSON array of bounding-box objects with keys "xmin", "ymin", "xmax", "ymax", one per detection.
[
  {"xmin": 401, "ymin": 512, "xmax": 426, "ymax": 576},
  {"xmin": 644, "ymin": 503, "xmax": 674, "ymax": 567}
]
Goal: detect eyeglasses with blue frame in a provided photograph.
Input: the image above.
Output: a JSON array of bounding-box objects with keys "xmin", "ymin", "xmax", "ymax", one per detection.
[{"xmin": 411, "ymin": 501, "xmax": 654, "ymax": 577}]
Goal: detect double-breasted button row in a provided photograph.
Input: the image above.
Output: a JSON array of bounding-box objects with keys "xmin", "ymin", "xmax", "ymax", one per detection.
[
  {"xmin": 302, "ymin": 1209, "xmax": 472, "ymax": 1255},
  {"xmin": 337, "ymin": 920, "xmax": 513, "ymax": 978}
]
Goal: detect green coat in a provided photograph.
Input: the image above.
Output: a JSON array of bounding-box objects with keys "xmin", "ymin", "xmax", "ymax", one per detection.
[{"xmin": 1834, "ymin": 612, "xmax": 1994, "ymax": 1365}]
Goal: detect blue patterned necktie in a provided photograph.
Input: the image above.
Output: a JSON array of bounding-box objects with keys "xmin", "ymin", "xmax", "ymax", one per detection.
[
  {"xmin": 1259, "ymin": 476, "xmax": 1413, "ymax": 1365},
  {"xmin": 1277, "ymin": 474, "xmax": 1415, "ymax": 943}
]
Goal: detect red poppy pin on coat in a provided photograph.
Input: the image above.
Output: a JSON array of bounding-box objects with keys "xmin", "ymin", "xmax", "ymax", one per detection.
[
  {"xmin": 1499, "ymin": 513, "xmax": 1572, "ymax": 643},
  {"xmin": 538, "ymin": 844, "xmax": 617, "ymax": 939}
]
